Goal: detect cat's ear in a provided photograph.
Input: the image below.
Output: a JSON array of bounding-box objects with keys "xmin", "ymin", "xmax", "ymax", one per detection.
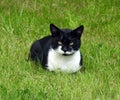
[
  {"xmin": 50, "ymin": 24, "xmax": 61, "ymax": 37},
  {"xmin": 71, "ymin": 25, "xmax": 84, "ymax": 39}
]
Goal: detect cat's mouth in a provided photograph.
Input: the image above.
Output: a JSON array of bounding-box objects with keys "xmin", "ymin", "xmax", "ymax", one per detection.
[
  {"xmin": 60, "ymin": 50, "xmax": 75, "ymax": 56},
  {"xmin": 62, "ymin": 53, "xmax": 74, "ymax": 56}
]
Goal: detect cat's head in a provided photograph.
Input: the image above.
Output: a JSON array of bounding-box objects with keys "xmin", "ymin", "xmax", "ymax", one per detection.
[{"xmin": 50, "ymin": 24, "xmax": 84, "ymax": 56}]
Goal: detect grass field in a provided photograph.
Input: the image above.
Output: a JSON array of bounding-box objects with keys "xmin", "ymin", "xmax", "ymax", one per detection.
[{"xmin": 0, "ymin": 0, "xmax": 120, "ymax": 99}]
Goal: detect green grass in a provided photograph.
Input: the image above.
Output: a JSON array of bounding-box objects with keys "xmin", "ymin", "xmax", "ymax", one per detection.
[{"xmin": 0, "ymin": 0, "xmax": 120, "ymax": 99}]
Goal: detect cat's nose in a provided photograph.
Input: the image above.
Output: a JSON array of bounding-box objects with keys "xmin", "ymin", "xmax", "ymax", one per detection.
[{"xmin": 62, "ymin": 47, "xmax": 67, "ymax": 52}]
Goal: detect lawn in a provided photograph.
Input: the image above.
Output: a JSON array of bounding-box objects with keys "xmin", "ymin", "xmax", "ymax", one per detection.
[{"xmin": 0, "ymin": 0, "xmax": 120, "ymax": 100}]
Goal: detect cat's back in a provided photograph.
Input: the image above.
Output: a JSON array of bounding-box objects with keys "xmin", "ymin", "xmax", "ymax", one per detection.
[
  {"xmin": 30, "ymin": 35, "xmax": 52, "ymax": 51},
  {"xmin": 39, "ymin": 35, "xmax": 52, "ymax": 46}
]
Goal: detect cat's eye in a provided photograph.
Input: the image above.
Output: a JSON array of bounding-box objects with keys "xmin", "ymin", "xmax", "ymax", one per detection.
[
  {"xmin": 69, "ymin": 42, "xmax": 74, "ymax": 45},
  {"xmin": 58, "ymin": 41, "xmax": 62, "ymax": 45}
]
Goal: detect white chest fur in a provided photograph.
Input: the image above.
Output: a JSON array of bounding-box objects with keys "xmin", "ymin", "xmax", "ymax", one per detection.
[{"xmin": 47, "ymin": 49, "xmax": 82, "ymax": 73}]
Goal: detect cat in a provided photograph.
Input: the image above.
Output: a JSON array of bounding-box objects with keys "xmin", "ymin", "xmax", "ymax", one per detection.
[{"xmin": 28, "ymin": 24, "xmax": 84, "ymax": 73}]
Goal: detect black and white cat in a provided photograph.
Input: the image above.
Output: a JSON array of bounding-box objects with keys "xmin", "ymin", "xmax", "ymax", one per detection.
[{"xmin": 28, "ymin": 24, "xmax": 84, "ymax": 73}]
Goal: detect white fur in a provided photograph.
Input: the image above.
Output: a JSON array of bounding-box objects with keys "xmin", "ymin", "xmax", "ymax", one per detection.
[{"xmin": 47, "ymin": 48, "xmax": 82, "ymax": 73}]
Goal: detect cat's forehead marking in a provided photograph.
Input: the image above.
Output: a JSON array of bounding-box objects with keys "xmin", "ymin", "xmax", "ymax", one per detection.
[
  {"xmin": 60, "ymin": 29, "xmax": 72, "ymax": 38},
  {"xmin": 62, "ymin": 29, "xmax": 72, "ymax": 33}
]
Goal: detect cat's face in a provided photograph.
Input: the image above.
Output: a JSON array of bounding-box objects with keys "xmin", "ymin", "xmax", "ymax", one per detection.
[{"xmin": 50, "ymin": 24, "xmax": 84, "ymax": 56}]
